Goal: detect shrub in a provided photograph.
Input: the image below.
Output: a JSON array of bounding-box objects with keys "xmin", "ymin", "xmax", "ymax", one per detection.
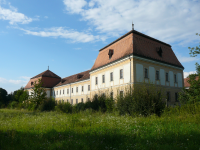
[
  {"xmin": 117, "ymin": 84, "xmax": 165, "ymax": 117},
  {"xmin": 55, "ymin": 102, "xmax": 72, "ymax": 113},
  {"xmin": 38, "ymin": 98, "xmax": 56, "ymax": 111},
  {"xmin": 8, "ymin": 101, "xmax": 18, "ymax": 109}
]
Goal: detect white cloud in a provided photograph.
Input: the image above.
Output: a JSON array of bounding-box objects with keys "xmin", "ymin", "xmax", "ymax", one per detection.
[
  {"xmin": 44, "ymin": 16, "xmax": 48, "ymax": 19},
  {"xmin": 20, "ymin": 27, "xmax": 106, "ymax": 43},
  {"xmin": 0, "ymin": 76, "xmax": 30, "ymax": 85},
  {"xmin": 63, "ymin": 0, "xmax": 87, "ymax": 14},
  {"xmin": 184, "ymin": 71, "xmax": 197, "ymax": 78},
  {"xmin": 0, "ymin": 2, "xmax": 33, "ymax": 24},
  {"xmin": 63, "ymin": 0, "xmax": 200, "ymax": 44},
  {"xmin": 177, "ymin": 55, "xmax": 200, "ymax": 63}
]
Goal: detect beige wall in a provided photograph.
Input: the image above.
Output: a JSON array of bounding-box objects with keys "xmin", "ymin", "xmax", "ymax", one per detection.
[
  {"xmin": 89, "ymin": 54, "xmax": 184, "ymax": 105},
  {"xmin": 53, "ymin": 80, "xmax": 91, "ymax": 104}
]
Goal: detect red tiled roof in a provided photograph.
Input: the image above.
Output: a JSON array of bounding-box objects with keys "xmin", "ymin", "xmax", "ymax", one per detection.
[
  {"xmin": 31, "ymin": 70, "xmax": 61, "ymax": 79},
  {"xmin": 184, "ymin": 76, "xmax": 199, "ymax": 88},
  {"xmin": 91, "ymin": 29, "xmax": 184, "ymax": 71},
  {"xmin": 55, "ymin": 70, "xmax": 90, "ymax": 87},
  {"xmin": 24, "ymin": 70, "xmax": 61, "ymax": 89}
]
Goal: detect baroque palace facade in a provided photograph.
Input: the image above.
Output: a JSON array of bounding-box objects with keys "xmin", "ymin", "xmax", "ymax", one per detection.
[{"xmin": 25, "ymin": 29, "xmax": 184, "ymax": 105}]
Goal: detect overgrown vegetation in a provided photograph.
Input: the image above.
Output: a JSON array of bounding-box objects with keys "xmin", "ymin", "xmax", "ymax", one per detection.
[
  {"xmin": 0, "ymin": 105, "xmax": 200, "ymax": 150},
  {"xmin": 117, "ymin": 84, "xmax": 165, "ymax": 117}
]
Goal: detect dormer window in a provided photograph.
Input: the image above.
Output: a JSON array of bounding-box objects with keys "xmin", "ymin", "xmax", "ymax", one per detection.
[
  {"xmin": 108, "ymin": 49, "xmax": 114, "ymax": 59},
  {"xmin": 77, "ymin": 74, "xmax": 83, "ymax": 79},
  {"xmin": 31, "ymin": 82, "xmax": 33, "ymax": 86},
  {"xmin": 157, "ymin": 47, "xmax": 163, "ymax": 57}
]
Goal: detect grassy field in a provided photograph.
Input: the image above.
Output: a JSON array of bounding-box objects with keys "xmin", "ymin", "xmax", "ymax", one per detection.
[{"xmin": 0, "ymin": 108, "xmax": 200, "ymax": 150}]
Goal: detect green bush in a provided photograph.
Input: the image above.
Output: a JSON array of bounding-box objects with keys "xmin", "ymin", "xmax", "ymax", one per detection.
[
  {"xmin": 117, "ymin": 84, "xmax": 165, "ymax": 117},
  {"xmin": 38, "ymin": 98, "xmax": 56, "ymax": 111},
  {"xmin": 55, "ymin": 102, "xmax": 72, "ymax": 113},
  {"xmin": 8, "ymin": 101, "xmax": 18, "ymax": 109}
]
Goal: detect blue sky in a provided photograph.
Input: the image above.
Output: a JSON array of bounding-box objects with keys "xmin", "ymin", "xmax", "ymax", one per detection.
[{"xmin": 0, "ymin": 0, "xmax": 200, "ymax": 93}]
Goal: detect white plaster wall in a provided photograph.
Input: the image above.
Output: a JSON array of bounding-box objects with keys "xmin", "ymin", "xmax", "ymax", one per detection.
[
  {"xmin": 98, "ymin": 73, "xmax": 102, "ymax": 88},
  {"xmin": 178, "ymin": 73, "xmax": 183, "ymax": 87},
  {"xmin": 160, "ymin": 69, "xmax": 165, "ymax": 85},
  {"xmin": 79, "ymin": 85, "xmax": 81, "ymax": 95},
  {"xmin": 149, "ymin": 66, "xmax": 155, "ymax": 84},
  {"xmin": 114, "ymin": 67, "xmax": 119, "ymax": 85},
  {"xmin": 136, "ymin": 63, "xmax": 143, "ymax": 82},
  {"xmin": 91, "ymin": 76, "xmax": 95, "ymax": 90},
  {"xmin": 105, "ymin": 71, "xmax": 110, "ymax": 87},
  {"xmin": 124, "ymin": 63, "xmax": 130, "ymax": 83},
  {"xmin": 169, "ymin": 71, "xmax": 174, "ymax": 87},
  {"xmin": 84, "ymin": 84, "xmax": 87, "ymax": 94}
]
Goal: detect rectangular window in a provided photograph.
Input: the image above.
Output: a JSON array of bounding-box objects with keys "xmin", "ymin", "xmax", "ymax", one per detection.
[
  {"xmin": 63, "ymin": 90, "xmax": 64, "ymax": 94},
  {"xmin": 57, "ymin": 91, "xmax": 58, "ymax": 95},
  {"xmin": 175, "ymin": 93, "xmax": 179, "ymax": 102},
  {"xmin": 60, "ymin": 90, "xmax": 61, "ymax": 95},
  {"xmin": 167, "ymin": 92, "xmax": 170, "ymax": 102},
  {"xmin": 88, "ymin": 85, "xmax": 90, "ymax": 91},
  {"xmin": 67, "ymin": 89, "xmax": 69, "ymax": 94},
  {"xmin": 88, "ymin": 98, "xmax": 90, "ymax": 102},
  {"xmin": 81, "ymin": 98, "xmax": 83, "ymax": 103},
  {"xmin": 110, "ymin": 92, "xmax": 113, "ymax": 99},
  {"xmin": 144, "ymin": 68, "xmax": 148, "ymax": 78},
  {"xmin": 166, "ymin": 73, "xmax": 169, "ymax": 81},
  {"xmin": 120, "ymin": 91, "xmax": 123, "ymax": 98},
  {"xmin": 71, "ymin": 99, "xmax": 73, "ymax": 104},
  {"xmin": 82, "ymin": 86, "xmax": 84, "ymax": 92},
  {"xmin": 156, "ymin": 70, "xmax": 159, "ymax": 80},
  {"xmin": 67, "ymin": 99, "xmax": 69, "ymax": 102},
  {"xmin": 95, "ymin": 77, "xmax": 98, "ymax": 85},
  {"xmin": 102, "ymin": 75, "xmax": 105, "ymax": 83},
  {"xmin": 76, "ymin": 99, "xmax": 78, "ymax": 104},
  {"xmin": 120, "ymin": 69, "xmax": 123, "ymax": 79},
  {"xmin": 174, "ymin": 74, "xmax": 177, "ymax": 83},
  {"xmin": 110, "ymin": 72, "xmax": 113, "ymax": 81},
  {"xmin": 76, "ymin": 87, "xmax": 78, "ymax": 93},
  {"xmin": 72, "ymin": 88, "xmax": 73, "ymax": 93}
]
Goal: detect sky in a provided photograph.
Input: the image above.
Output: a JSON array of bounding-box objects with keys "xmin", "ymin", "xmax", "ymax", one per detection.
[{"xmin": 0, "ymin": 0, "xmax": 200, "ymax": 94}]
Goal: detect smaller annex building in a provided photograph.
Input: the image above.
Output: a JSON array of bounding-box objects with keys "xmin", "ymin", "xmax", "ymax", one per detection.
[{"xmin": 25, "ymin": 29, "xmax": 184, "ymax": 105}]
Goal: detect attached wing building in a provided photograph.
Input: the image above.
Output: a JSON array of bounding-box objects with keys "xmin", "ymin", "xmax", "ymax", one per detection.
[{"xmin": 25, "ymin": 29, "xmax": 184, "ymax": 105}]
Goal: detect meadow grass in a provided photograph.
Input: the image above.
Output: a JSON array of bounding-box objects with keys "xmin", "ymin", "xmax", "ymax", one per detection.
[{"xmin": 0, "ymin": 108, "xmax": 200, "ymax": 150}]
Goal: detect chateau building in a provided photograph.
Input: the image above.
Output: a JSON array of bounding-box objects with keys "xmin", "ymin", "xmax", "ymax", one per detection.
[{"xmin": 25, "ymin": 29, "xmax": 184, "ymax": 105}]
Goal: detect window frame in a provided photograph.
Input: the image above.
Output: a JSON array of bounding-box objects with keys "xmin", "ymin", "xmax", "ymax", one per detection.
[
  {"xmin": 144, "ymin": 68, "xmax": 148, "ymax": 78},
  {"xmin": 95, "ymin": 77, "xmax": 98, "ymax": 85},
  {"xmin": 174, "ymin": 74, "xmax": 177, "ymax": 83},
  {"xmin": 166, "ymin": 72, "xmax": 169, "ymax": 82},
  {"xmin": 167, "ymin": 92, "xmax": 170, "ymax": 102},
  {"xmin": 156, "ymin": 70, "xmax": 160, "ymax": 80},
  {"xmin": 120, "ymin": 69, "xmax": 123, "ymax": 79},
  {"xmin": 102, "ymin": 74, "xmax": 105, "ymax": 83},
  {"xmin": 110, "ymin": 72, "xmax": 113, "ymax": 82},
  {"xmin": 82, "ymin": 86, "xmax": 84, "ymax": 92},
  {"xmin": 76, "ymin": 87, "xmax": 78, "ymax": 93}
]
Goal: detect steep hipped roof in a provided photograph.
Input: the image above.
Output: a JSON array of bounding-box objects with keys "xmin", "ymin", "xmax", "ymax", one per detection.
[
  {"xmin": 55, "ymin": 70, "xmax": 90, "ymax": 87},
  {"xmin": 31, "ymin": 70, "xmax": 61, "ymax": 79},
  {"xmin": 91, "ymin": 29, "xmax": 184, "ymax": 71},
  {"xmin": 24, "ymin": 70, "xmax": 61, "ymax": 89}
]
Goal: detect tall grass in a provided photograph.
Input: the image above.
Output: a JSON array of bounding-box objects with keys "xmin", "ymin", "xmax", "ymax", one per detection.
[{"xmin": 0, "ymin": 104, "xmax": 200, "ymax": 150}]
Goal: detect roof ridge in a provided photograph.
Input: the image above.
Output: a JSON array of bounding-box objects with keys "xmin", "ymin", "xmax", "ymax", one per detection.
[{"xmin": 99, "ymin": 29, "xmax": 171, "ymax": 52}]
